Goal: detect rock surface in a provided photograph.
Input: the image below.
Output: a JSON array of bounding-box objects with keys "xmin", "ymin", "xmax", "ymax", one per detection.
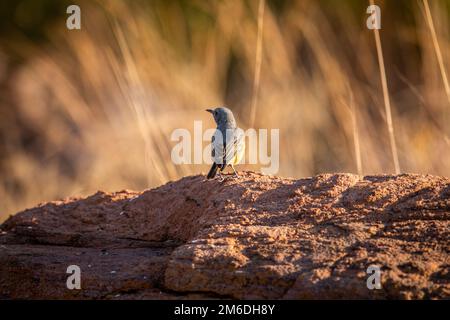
[{"xmin": 0, "ymin": 172, "xmax": 449, "ymax": 299}]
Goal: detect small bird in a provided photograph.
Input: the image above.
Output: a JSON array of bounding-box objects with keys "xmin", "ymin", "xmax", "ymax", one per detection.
[{"xmin": 206, "ymin": 107, "xmax": 245, "ymax": 179}]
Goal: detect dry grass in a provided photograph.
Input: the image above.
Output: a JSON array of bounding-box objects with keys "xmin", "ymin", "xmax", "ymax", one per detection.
[
  {"xmin": 370, "ymin": 0, "xmax": 400, "ymax": 174},
  {"xmin": 249, "ymin": 0, "xmax": 265, "ymax": 128},
  {"xmin": 423, "ymin": 0, "xmax": 450, "ymax": 136},
  {"xmin": 0, "ymin": 0, "xmax": 449, "ymax": 220}
]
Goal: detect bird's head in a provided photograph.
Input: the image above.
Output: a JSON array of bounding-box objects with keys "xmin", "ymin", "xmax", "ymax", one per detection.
[{"xmin": 206, "ymin": 107, "xmax": 236, "ymax": 128}]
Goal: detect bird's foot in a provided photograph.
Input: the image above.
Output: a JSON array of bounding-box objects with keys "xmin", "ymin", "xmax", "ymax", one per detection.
[{"xmin": 217, "ymin": 171, "xmax": 225, "ymax": 182}]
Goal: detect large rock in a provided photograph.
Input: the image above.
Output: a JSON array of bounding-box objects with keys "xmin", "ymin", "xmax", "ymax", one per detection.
[{"xmin": 0, "ymin": 172, "xmax": 448, "ymax": 299}]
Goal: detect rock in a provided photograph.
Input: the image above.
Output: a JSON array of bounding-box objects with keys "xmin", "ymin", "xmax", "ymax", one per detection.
[{"xmin": 0, "ymin": 172, "xmax": 448, "ymax": 299}]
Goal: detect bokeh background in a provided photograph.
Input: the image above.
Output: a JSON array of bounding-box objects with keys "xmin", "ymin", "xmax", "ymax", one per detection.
[{"xmin": 0, "ymin": 0, "xmax": 449, "ymax": 220}]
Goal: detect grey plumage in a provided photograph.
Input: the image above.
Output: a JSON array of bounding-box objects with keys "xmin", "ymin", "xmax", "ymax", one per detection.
[{"xmin": 206, "ymin": 107, "xmax": 244, "ymax": 179}]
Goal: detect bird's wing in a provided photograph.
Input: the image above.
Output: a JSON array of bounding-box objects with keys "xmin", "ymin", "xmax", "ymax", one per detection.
[
  {"xmin": 212, "ymin": 128, "xmax": 244, "ymax": 165},
  {"xmin": 223, "ymin": 129, "xmax": 245, "ymax": 165}
]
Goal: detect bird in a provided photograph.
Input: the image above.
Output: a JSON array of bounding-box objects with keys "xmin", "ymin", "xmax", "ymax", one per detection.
[{"xmin": 206, "ymin": 107, "xmax": 245, "ymax": 179}]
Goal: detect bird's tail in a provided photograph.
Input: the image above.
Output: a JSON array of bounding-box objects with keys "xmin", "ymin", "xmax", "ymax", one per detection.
[{"xmin": 207, "ymin": 162, "xmax": 219, "ymax": 179}]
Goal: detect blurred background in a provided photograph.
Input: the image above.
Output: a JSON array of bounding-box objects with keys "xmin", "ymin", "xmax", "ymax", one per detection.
[{"xmin": 0, "ymin": 0, "xmax": 449, "ymax": 220}]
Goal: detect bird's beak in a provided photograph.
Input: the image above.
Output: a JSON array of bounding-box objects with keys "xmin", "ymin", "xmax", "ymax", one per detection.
[{"xmin": 205, "ymin": 109, "xmax": 213, "ymax": 114}]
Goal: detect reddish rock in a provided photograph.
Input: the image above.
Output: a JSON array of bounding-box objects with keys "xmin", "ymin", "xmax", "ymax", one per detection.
[{"xmin": 0, "ymin": 172, "xmax": 448, "ymax": 299}]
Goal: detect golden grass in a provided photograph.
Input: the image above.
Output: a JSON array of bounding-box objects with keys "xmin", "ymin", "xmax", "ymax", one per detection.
[
  {"xmin": 423, "ymin": 0, "xmax": 450, "ymax": 137},
  {"xmin": 370, "ymin": 0, "xmax": 400, "ymax": 174},
  {"xmin": 0, "ymin": 0, "xmax": 449, "ymax": 219},
  {"xmin": 249, "ymin": 0, "xmax": 265, "ymax": 128}
]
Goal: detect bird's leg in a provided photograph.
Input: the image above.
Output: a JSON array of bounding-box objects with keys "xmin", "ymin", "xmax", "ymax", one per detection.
[
  {"xmin": 231, "ymin": 165, "xmax": 239, "ymax": 177},
  {"xmin": 217, "ymin": 169, "xmax": 225, "ymax": 182}
]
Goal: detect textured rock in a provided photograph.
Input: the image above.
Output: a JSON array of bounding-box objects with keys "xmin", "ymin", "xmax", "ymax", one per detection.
[{"xmin": 0, "ymin": 172, "xmax": 448, "ymax": 299}]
